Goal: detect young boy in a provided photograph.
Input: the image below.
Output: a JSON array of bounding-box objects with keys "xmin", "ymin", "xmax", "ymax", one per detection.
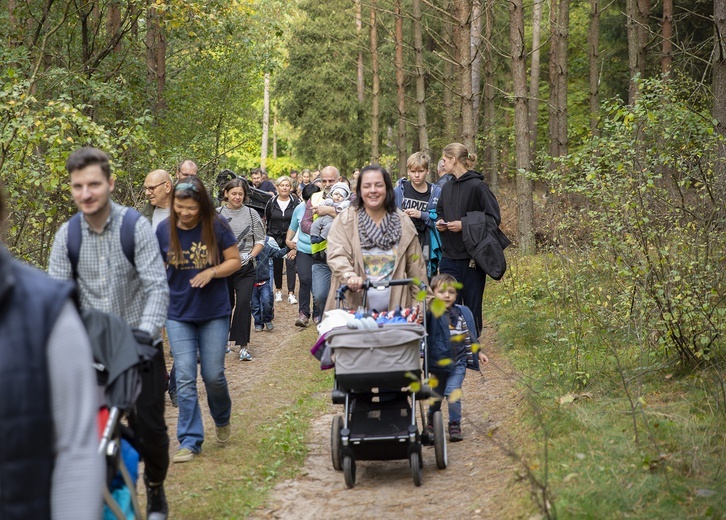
[
  {"xmin": 394, "ymin": 151, "xmax": 442, "ymax": 279},
  {"xmin": 251, "ymin": 236, "xmax": 289, "ymax": 336},
  {"xmin": 426, "ymin": 273, "xmax": 488, "ymax": 441}
]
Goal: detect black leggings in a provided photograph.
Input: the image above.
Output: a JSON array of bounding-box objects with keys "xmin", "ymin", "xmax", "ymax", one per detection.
[
  {"xmin": 273, "ymin": 256, "xmax": 297, "ymax": 293},
  {"xmin": 227, "ymin": 262, "xmax": 255, "ymax": 347}
]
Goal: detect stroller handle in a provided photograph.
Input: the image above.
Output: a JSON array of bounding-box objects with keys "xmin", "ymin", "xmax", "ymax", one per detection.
[{"xmin": 335, "ymin": 277, "xmax": 426, "ymax": 303}]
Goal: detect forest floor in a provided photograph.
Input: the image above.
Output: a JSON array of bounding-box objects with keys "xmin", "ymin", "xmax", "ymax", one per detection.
[{"xmin": 153, "ymin": 290, "xmax": 539, "ymax": 519}]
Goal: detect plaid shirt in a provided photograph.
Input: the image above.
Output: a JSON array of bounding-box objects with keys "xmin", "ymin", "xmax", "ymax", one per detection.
[{"xmin": 48, "ymin": 202, "xmax": 169, "ymax": 340}]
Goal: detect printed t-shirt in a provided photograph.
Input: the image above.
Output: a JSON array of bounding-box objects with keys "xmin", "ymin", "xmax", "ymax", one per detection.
[
  {"xmin": 156, "ymin": 217, "xmax": 237, "ymax": 322},
  {"xmin": 362, "ymin": 245, "xmax": 396, "ymax": 312}
]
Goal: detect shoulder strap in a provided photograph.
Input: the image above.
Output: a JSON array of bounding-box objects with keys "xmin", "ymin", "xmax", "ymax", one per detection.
[
  {"xmin": 120, "ymin": 209, "xmax": 141, "ymax": 268},
  {"xmin": 67, "ymin": 213, "xmax": 83, "ymax": 280},
  {"xmin": 67, "ymin": 209, "xmax": 141, "ymax": 280}
]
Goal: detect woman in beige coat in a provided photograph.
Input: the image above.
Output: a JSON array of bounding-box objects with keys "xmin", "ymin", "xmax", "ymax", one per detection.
[{"xmin": 324, "ymin": 165, "xmax": 429, "ymax": 313}]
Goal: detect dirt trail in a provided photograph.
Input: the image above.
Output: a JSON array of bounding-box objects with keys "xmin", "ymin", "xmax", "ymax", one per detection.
[
  {"xmin": 249, "ymin": 319, "xmax": 535, "ymax": 520},
  {"xmin": 159, "ymin": 286, "xmax": 534, "ymax": 519}
]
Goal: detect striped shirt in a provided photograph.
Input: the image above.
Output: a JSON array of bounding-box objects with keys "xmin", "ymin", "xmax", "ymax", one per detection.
[
  {"xmin": 48, "ymin": 202, "xmax": 169, "ymax": 340},
  {"xmin": 217, "ymin": 205, "xmax": 266, "ymax": 256}
]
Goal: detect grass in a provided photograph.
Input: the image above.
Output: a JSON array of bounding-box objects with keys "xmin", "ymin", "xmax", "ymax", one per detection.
[
  {"xmin": 165, "ymin": 326, "xmax": 334, "ymax": 519},
  {"xmin": 483, "ymin": 253, "xmax": 726, "ymax": 519}
]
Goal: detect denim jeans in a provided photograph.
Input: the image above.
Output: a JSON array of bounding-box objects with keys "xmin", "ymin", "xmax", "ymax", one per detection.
[
  {"xmin": 251, "ymin": 281, "xmax": 273, "ymax": 326},
  {"xmin": 166, "ymin": 317, "xmax": 232, "ymax": 453},
  {"xmin": 428, "ymin": 360, "xmax": 467, "ymax": 423},
  {"xmin": 311, "ymin": 261, "xmax": 331, "ymax": 319}
]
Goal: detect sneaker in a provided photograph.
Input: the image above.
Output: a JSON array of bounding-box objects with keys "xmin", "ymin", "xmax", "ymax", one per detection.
[
  {"xmin": 173, "ymin": 448, "xmax": 195, "ymax": 463},
  {"xmin": 288, "ymin": 293, "xmax": 298, "ymax": 304},
  {"xmin": 265, "ymin": 322, "xmax": 274, "ymax": 332},
  {"xmin": 426, "ymin": 417, "xmax": 434, "ymax": 437},
  {"xmin": 254, "ymin": 325, "xmax": 263, "ymax": 332},
  {"xmin": 145, "ymin": 477, "xmax": 168, "ymax": 519},
  {"xmin": 239, "ymin": 348, "xmax": 252, "ymax": 361},
  {"xmin": 295, "ymin": 313, "xmax": 309, "ymax": 328},
  {"xmin": 215, "ymin": 423, "xmax": 231, "ymax": 444},
  {"xmin": 448, "ymin": 421, "xmax": 463, "ymax": 442},
  {"xmin": 275, "ymin": 290, "xmax": 282, "ymax": 302},
  {"xmin": 313, "ymin": 315, "xmax": 321, "ymax": 325}
]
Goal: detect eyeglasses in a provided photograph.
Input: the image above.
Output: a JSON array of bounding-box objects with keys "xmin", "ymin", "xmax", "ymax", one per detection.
[
  {"xmin": 175, "ymin": 182, "xmax": 199, "ymax": 193},
  {"xmin": 144, "ymin": 181, "xmax": 167, "ymax": 192}
]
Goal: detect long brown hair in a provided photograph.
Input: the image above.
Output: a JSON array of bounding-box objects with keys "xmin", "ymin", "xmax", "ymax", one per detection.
[{"xmin": 169, "ymin": 176, "xmax": 222, "ymax": 267}]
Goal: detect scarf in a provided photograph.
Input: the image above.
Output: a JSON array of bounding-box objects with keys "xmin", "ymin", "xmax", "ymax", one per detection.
[{"xmin": 358, "ymin": 209, "xmax": 402, "ymax": 250}]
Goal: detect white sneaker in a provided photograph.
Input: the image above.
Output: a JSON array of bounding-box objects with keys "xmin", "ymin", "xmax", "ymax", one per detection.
[
  {"xmin": 288, "ymin": 294, "xmax": 298, "ymax": 304},
  {"xmin": 274, "ymin": 291, "xmax": 282, "ymax": 302},
  {"xmin": 239, "ymin": 348, "xmax": 252, "ymax": 361}
]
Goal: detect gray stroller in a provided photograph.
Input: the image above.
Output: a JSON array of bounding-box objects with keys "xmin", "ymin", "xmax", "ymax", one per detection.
[{"xmin": 328, "ymin": 278, "xmax": 447, "ymax": 488}]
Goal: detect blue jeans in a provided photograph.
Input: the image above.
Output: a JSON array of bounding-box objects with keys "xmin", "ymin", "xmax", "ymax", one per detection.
[
  {"xmin": 166, "ymin": 317, "xmax": 232, "ymax": 453},
  {"xmin": 428, "ymin": 361, "xmax": 467, "ymax": 423},
  {"xmin": 311, "ymin": 261, "xmax": 331, "ymax": 319},
  {"xmin": 251, "ymin": 281, "xmax": 273, "ymax": 326}
]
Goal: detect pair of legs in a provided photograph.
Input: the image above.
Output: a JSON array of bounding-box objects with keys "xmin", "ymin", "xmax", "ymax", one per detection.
[
  {"xmin": 128, "ymin": 343, "xmax": 170, "ymax": 483},
  {"xmin": 251, "ymin": 281, "xmax": 273, "ymax": 327},
  {"xmin": 227, "ymin": 263, "xmax": 255, "ymax": 347},
  {"xmin": 311, "ymin": 260, "xmax": 331, "ymax": 320},
  {"xmin": 428, "ymin": 361, "xmax": 467, "ymax": 424},
  {"xmin": 166, "ymin": 317, "xmax": 232, "ymax": 453},
  {"xmin": 273, "ymin": 255, "xmax": 297, "ymax": 295},
  {"xmin": 439, "ymin": 257, "xmax": 486, "ymax": 335},
  {"xmin": 295, "ymin": 251, "xmax": 314, "ymax": 320}
]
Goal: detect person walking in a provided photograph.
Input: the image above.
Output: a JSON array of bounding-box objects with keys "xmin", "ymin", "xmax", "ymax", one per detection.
[
  {"xmin": 1, "ymin": 187, "xmax": 103, "ymax": 520},
  {"xmin": 286, "ymin": 183, "xmax": 320, "ymax": 327},
  {"xmin": 48, "ymin": 147, "xmax": 170, "ymax": 519},
  {"xmin": 155, "ymin": 176, "xmax": 241, "ymax": 463},
  {"xmin": 264, "ymin": 175, "xmax": 300, "ymax": 305},
  {"xmin": 142, "ymin": 169, "xmax": 173, "ymax": 232},
  {"xmin": 435, "ymin": 142, "xmax": 502, "ymax": 333},
  {"xmin": 217, "ymin": 178, "xmax": 265, "ymax": 361}
]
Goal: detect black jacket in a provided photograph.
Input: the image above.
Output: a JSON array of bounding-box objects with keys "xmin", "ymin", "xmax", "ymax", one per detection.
[
  {"xmin": 264, "ymin": 194, "xmax": 300, "ymax": 242},
  {"xmin": 435, "ymin": 170, "xmax": 501, "ymax": 260},
  {"xmin": 461, "ymin": 211, "xmax": 510, "ymax": 280}
]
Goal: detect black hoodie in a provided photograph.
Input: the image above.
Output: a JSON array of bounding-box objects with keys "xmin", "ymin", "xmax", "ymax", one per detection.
[{"xmin": 435, "ymin": 170, "xmax": 501, "ymax": 259}]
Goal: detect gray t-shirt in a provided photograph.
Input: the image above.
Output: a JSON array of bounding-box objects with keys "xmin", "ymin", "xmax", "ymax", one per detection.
[{"xmin": 151, "ymin": 206, "xmax": 170, "ymax": 232}]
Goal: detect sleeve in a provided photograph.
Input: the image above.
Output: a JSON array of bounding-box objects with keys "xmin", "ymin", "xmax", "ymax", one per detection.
[
  {"xmin": 480, "ymin": 183, "xmax": 501, "ymax": 225},
  {"xmin": 47, "ymin": 223, "xmax": 72, "ymax": 280},
  {"xmin": 48, "ymin": 301, "xmax": 104, "ymax": 520},
  {"xmin": 436, "ymin": 188, "xmax": 444, "ymax": 222},
  {"xmin": 133, "ymin": 217, "xmax": 170, "ymax": 339},
  {"xmin": 252, "ymin": 211, "xmax": 266, "ymax": 243},
  {"xmin": 288, "ymin": 205, "xmax": 302, "ymax": 233},
  {"xmin": 215, "ymin": 217, "xmax": 239, "ymax": 250},
  {"xmin": 423, "ymin": 184, "xmax": 441, "ymax": 229},
  {"xmin": 325, "ymin": 211, "xmax": 358, "ymax": 280}
]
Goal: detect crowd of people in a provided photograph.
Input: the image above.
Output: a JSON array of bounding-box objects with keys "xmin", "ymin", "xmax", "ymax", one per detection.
[{"xmin": 0, "ymin": 141, "xmax": 506, "ymax": 518}]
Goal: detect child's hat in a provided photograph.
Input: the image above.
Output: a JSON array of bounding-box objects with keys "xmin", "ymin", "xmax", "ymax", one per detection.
[{"xmin": 330, "ymin": 182, "xmax": 351, "ymax": 200}]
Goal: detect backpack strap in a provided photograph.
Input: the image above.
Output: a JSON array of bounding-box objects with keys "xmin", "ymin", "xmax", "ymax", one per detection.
[{"xmin": 66, "ymin": 209, "xmax": 141, "ymax": 280}]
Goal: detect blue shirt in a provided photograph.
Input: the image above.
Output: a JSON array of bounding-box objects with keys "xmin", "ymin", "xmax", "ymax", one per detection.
[
  {"xmin": 289, "ymin": 203, "xmax": 312, "ymax": 255},
  {"xmin": 156, "ymin": 217, "xmax": 237, "ymax": 322}
]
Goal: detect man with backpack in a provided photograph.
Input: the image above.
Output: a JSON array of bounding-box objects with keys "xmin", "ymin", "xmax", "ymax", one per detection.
[{"xmin": 48, "ymin": 147, "xmax": 171, "ymax": 519}]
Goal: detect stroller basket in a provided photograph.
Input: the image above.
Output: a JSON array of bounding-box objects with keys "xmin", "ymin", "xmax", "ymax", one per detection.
[{"xmin": 328, "ymin": 323, "xmax": 424, "ymax": 390}]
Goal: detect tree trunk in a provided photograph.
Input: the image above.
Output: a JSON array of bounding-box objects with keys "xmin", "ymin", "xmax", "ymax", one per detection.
[
  {"xmin": 273, "ymin": 114, "xmax": 278, "ymax": 159},
  {"xmin": 483, "ymin": 0, "xmax": 498, "ymax": 190},
  {"xmin": 548, "ymin": 0, "xmax": 560, "ymax": 157},
  {"xmin": 715, "ymin": 0, "xmax": 726, "ymax": 198},
  {"xmin": 471, "ymin": 0, "xmax": 483, "ymax": 136},
  {"xmin": 556, "ymin": 0, "xmax": 569, "ymax": 156},
  {"xmin": 412, "ymin": 0, "xmax": 429, "ymax": 161},
  {"xmin": 107, "ymin": 1, "xmax": 122, "ymax": 52},
  {"xmin": 627, "ymin": 0, "xmax": 648, "ymax": 103},
  {"xmin": 261, "ymin": 72, "xmax": 270, "ymax": 170},
  {"xmin": 443, "ymin": 1, "xmax": 456, "ymax": 142},
  {"xmin": 528, "ymin": 0, "xmax": 543, "ymax": 163},
  {"xmin": 145, "ymin": 2, "xmax": 166, "ymax": 115},
  {"xmin": 661, "ymin": 0, "xmax": 673, "ymax": 76},
  {"xmin": 395, "ymin": 0, "xmax": 407, "ymax": 178},
  {"xmin": 356, "ymin": 0, "xmax": 365, "ymax": 103},
  {"xmin": 588, "ymin": 0, "xmax": 600, "ymax": 136},
  {"xmin": 371, "ymin": 4, "xmax": 380, "ymax": 163},
  {"xmin": 454, "ymin": 0, "xmax": 475, "ymax": 151},
  {"xmin": 510, "ymin": 0, "xmax": 535, "ymax": 254}
]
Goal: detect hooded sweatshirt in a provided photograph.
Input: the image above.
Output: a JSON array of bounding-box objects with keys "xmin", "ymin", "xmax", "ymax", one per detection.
[{"xmin": 435, "ymin": 170, "xmax": 501, "ymax": 260}]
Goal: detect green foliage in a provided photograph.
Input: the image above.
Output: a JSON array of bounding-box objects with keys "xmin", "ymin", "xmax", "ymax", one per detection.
[
  {"xmin": 536, "ymin": 77, "xmax": 725, "ymax": 367},
  {"xmin": 484, "ymin": 254, "xmax": 726, "ymax": 519}
]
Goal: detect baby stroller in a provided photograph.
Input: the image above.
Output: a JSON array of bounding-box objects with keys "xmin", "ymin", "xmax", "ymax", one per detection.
[
  {"xmin": 327, "ymin": 278, "xmax": 447, "ymax": 488},
  {"xmin": 83, "ymin": 309, "xmax": 156, "ymax": 519}
]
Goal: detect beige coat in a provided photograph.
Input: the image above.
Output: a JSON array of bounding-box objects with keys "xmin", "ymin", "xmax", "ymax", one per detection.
[{"xmin": 324, "ymin": 206, "xmax": 430, "ymax": 312}]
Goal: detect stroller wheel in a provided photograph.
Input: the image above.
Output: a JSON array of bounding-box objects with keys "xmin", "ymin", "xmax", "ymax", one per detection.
[
  {"xmin": 410, "ymin": 451, "xmax": 423, "ymax": 487},
  {"xmin": 343, "ymin": 455, "xmax": 356, "ymax": 488},
  {"xmin": 331, "ymin": 415, "xmax": 343, "ymax": 471},
  {"xmin": 433, "ymin": 411, "xmax": 448, "ymax": 469}
]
